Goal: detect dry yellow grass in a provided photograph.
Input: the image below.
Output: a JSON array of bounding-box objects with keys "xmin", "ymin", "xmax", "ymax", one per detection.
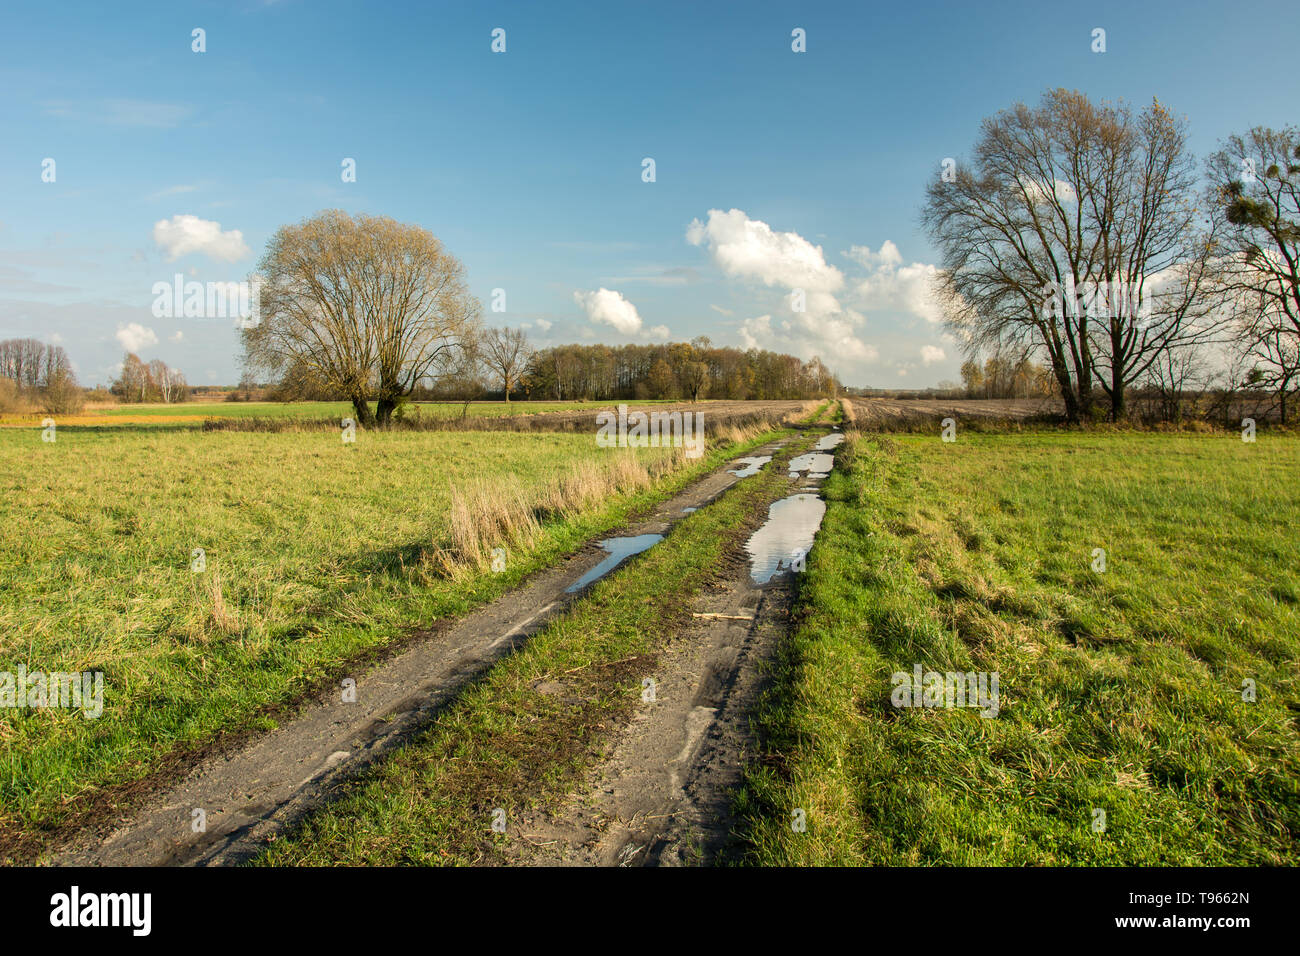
[{"xmin": 436, "ymin": 446, "xmax": 686, "ymax": 575}]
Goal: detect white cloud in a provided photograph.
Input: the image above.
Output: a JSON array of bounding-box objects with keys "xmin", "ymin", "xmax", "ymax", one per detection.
[
  {"xmin": 573, "ymin": 288, "xmax": 646, "ymax": 336},
  {"xmin": 169, "ymin": 330, "xmax": 184, "ymax": 343},
  {"xmin": 846, "ymin": 242, "xmax": 945, "ymax": 324},
  {"xmin": 1019, "ymin": 176, "xmax": 1077, "ymax": 204},
  {"xmin": 689, "ymin": 209, "xmax": 882, "ymax": 371},
  {"xmin": 854, "ymin": 240, "xmax": 904, "ymax": 270},
  {"xmin": 688, "ymin": 208, "xmax": 845, "ymax": 318},
  {"xmin": 115, "ymin": 322, "xmax": 158, "ymax": 352},
  {"xmin": 737, "ymin": 312, "xmax": 879, "ymax": 364},
  {"xmin": 152, "ymin": 214, "xmax": 250, "ymax": 263},
  {"xmin": 535, "ymin": 318, "xmax": 552, "ymax": 332},
  {"xmin": 691, "ymin": 208, "xmax": 883, "ymax": 369},
  {"xmin": 684, "ymin": 211, "xmax": 964, "ymax": 384}
]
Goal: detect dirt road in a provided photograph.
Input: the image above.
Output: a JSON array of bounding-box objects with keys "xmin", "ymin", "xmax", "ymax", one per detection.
[
  {"xmin": 53, "ymin": 435, "xmax": 798, "ymax": 867},
  {"xmin": 508, "ymin": 435, "xmax": 842, "ymax": 866}
]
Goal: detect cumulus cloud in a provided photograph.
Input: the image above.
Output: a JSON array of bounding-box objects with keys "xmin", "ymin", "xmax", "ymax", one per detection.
[
  {"xmin": 152, "ymin": 214, "xmax": 250, "ymax": 263},
  {"xmin": 573, "ymin": 288, "xmax": 646, "ymax": 336},
  {"xmin": 688, "ymin": 208, "xmax": 844, "ymax": 318},
  {"xmin": 736, "ymin": 312, "xmax": 879, "ymax": 364},
  {"xmin": 688, "ymin": 208, "xmax": 883, "ymax": 369},
  {"xmin": 684, "ymin": 209, "xmax": 962, "ymax": 382},
  {"xmin": 846, "ymin": 242, "xmax": 944, "ymax": 324},
  {"xmin": 115, "ymin": 322, "xmax": 158, "ymax": 351}
]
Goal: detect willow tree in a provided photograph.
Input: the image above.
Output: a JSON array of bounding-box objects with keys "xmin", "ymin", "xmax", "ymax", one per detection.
[
  {"xmin": 923, "ymin": 89, "xmax": 1222, "ymax": 422},
  {"xmin": 241, "ymin": 210, "xmax": 480, "ymax": 426}
]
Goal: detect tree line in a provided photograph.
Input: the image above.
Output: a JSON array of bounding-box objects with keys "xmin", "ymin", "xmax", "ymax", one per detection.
[
  {"xmin": 924, "ymin": 89, "xmax": 1299, "ymax": 424},
  {"xmin": 513, "ymin": 340, "xmax": 839, "ymax": 402},
  {"xmin": 265, "ymin": 333, "xmax": 840, "ymax": 405},
  {"xmin": 0, "ymin": 337, "xmax": 84, "ymax": 414}
]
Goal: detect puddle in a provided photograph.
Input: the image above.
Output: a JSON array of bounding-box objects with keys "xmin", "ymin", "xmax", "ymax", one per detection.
[
  {"xmin": 788, "ymin": 452, "xmax": 834, "ymax": 477},
  {"xmin": 566, "ymin": 534, "xmax": 663, "ymax": 593},
  {"xmin": 815, "ymin": 433, "xmax": 845, "ymax": 451},
  {"xmin": 728, "ymin": 456, "xmax": 772, "ymax": 478},
  {"xmin": 745, "ymin": 494, "xmax": 827, "ymax": 584},
  {"xmin": 682, "ymin": 507, "xmax": 697, "ymax": 513}
]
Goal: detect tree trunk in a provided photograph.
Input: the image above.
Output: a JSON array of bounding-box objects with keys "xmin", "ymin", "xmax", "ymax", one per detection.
[
  {"xmin": 375, "ymin": 397, "xmax": 397, "ymax": 425},
  {"xmin": 1110, "ymin": 370, "xmax": 1126, "ymax": 423},
  {"xmin": 1076, "ymin": 367, "xmax": 1094, "ymax": 421},
  {"xmin": 350, "ymin": 395, "xmax": 375, "ymax": 428}
]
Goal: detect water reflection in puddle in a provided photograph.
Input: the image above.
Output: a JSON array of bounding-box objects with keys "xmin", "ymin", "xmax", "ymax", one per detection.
[
  {"xmin": 815, "ymin": 432, "xmax": 845, "ymax": 451},
  {"xmin": 745, "ymin": 493, "xmax": 827, "ymax": 584},
  {"xmin": 566, "ymin": 534, "xmax": 663, "ymax": 593},
  {"xmin": 728, "ymin": 456, "xmax": 772, "ymax": 478},
  {"xmin": 788, "ymin": 452, "xmax": 834, "ymax": 478}
]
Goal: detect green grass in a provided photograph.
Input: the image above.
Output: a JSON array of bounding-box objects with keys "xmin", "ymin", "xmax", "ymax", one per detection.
[
  {"xmin": 23, "ymin": 399, "xmax": 687, "ymax": 424},
  {"xmin": 254, "ymin": 431, "xmax": 808, "ymax": 866},
  {"xmin": 0, "ymin": 423, "xmax": 773, "ymax": 849},
  {"xmin": 733, "ymin": 430, "xmax": 1300, "ymax": 865}
]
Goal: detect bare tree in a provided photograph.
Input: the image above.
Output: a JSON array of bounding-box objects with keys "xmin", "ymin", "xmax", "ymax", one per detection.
[
  {"xmin": 480, "ymin": 326, "xmax": 533, "ymax": 404},
  {"xmin": 155, "ymin": 363, "xmax": 188, "ymax": 404},
  {"xmin": 1144, "ymin": 342, "xmax": 1203, "ymax": 423},
  {"xmin": 1207, "ymin": 126, "xmax": 1300, "ymax": 422},
  {"xmin": 924, "ymin": 89, "xmax": 1222, "ymax": 422},
  {"xmin": 446, "ymin": 329, "xmax": 485, "ymax": 418},
  {"xmin": 242, "ymin": 210, "xmax": 480, "ymax": 426},
  {"xmin": 0, "ymin": 338, "xmax": 46, "ymax": 389}
]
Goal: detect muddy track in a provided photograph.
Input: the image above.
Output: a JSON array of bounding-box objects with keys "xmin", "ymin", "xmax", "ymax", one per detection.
[
  {"xmin": 508, "ymin": 434, "xmax": 842, "ymax": 866},
  {"xmin": 51, "ymin": 435, "xmax": 796, "ymax": 867}
]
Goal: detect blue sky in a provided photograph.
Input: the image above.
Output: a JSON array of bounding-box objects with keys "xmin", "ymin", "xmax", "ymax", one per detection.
[{"xmin": 1, "ymin": 0, "xmax": 1296, "ymax": 388}]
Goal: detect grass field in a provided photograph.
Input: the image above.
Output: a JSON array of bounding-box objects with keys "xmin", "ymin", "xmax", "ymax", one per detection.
[
  {"xmin": 0, "ymin": 422, "xmax": 767, "ymax": 846},
  {"xmin": 6, "ymin": 409, "xmax": 1296, "ymax": 867},
  {"xmin": 0, "ymin": 399, "xmax": 682, "ymax": 428},
  {"xmin": 734, "ymin": 430, "xmax": 1300, "ymax": 865}
]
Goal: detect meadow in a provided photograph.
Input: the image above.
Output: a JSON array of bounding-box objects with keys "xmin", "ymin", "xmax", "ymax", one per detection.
[
  {"xmin": 0, "ymin": 399, "xmax": 680, "ymax": 428},
  {"xmin": 0, "ymin": 420, "xmax": 758, "ymax": 845},
  {"xmin": 5, "ymin": 407, "xmax": 1296, "ymax": 867},
  {"xmin": 735, "ymin": 429, "xmax": 1300, "ymax": 864}
]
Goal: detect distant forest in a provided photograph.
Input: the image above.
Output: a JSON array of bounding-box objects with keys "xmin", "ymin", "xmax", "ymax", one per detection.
[{"xmin": 260, "ymin": 338, "xmax": 843, "ymax": 403}]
